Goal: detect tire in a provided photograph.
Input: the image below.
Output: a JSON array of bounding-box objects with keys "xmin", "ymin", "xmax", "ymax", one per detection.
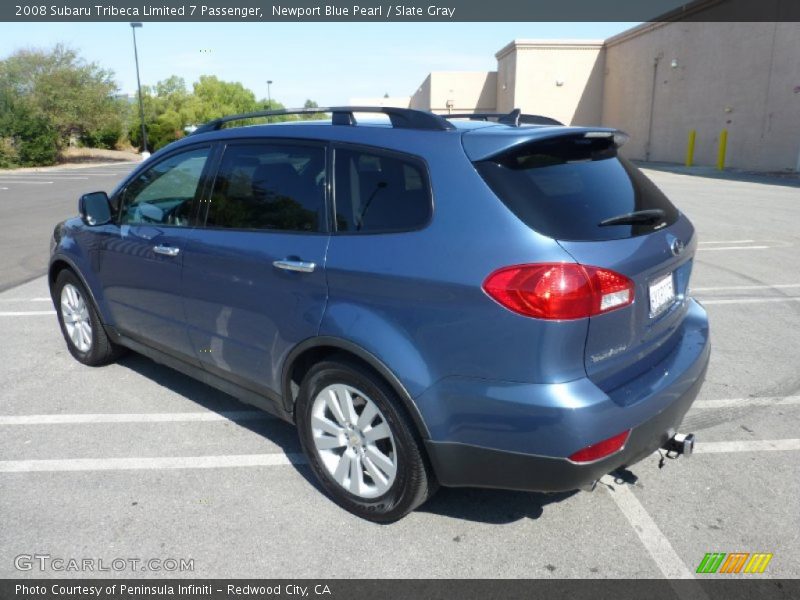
[
  {"xmin": 296, "ymin": 357, "xmax": 437, "ymax": 522},
  {"xmin": 53, "ymin": 269, "xmax": 124, "ymax": 366}
]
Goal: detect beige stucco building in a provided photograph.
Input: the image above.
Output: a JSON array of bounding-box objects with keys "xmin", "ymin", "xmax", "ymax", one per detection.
[
  {"xmin": 360, "ymin": 5, "xmax": 800, "ymax": 172},
  {"xmin": 408, "ymin": 71, "xmax": 498, "ymax": 114},
  {"xmin": 601, "ymin": 21, "xmax": 800, "ymax": 172}
]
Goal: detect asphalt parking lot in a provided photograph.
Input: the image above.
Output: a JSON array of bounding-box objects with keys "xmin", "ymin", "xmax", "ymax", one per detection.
[{"xmin": 0, "ymin": 163, "xmax": 798, "ymax": 579}]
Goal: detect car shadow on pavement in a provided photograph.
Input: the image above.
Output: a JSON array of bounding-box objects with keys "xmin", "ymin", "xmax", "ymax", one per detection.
[
  {"xmin": 116, "ymin": 352, "xmax": 306, "ymax": 453},
  {"xmin": 116, "ymin": 353, "xmax": 267, "ymax": 413},
  {"xmin": 117, "ymin": 352, "xmax": 579, "ymax": 523},
  {"xmin": 419, "ymin": 487, "xmax": 577, "ymax": 523},
  {"xmin": 635, "ymin": 160, "xmax": 800, "ymax": 189}
]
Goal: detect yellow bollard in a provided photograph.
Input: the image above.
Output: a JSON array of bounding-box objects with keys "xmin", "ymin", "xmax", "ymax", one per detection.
[
  {"xmin": 685, "ymin": 130, "xmax": 696, "ymax": 167},
  {"xmin": 716, "ymin": 129, "xmax": 728, "ymax": 171}
]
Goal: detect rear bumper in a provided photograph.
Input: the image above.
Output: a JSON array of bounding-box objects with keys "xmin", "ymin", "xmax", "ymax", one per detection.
[{"xmin": 419, "ymin": 299, "xmax": 710, "ymax": 492}]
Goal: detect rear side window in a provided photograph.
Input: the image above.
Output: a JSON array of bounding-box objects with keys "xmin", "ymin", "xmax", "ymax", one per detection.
[
  {"xmin": 205, "ymin": 143, "xmax": 326, "ymax": 232},
  {"xmin": 474, "ymin": 135, "xmax": 679, "ymax": 241},
  {"xmin": 334, "ymin": 147, "xmax": 431, "ymax": 233}
]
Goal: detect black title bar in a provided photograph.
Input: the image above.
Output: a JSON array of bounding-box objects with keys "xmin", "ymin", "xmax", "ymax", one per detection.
[
  {"xmin": 3, "ymin": 0, "xmax": 800, "ymax": 22},
  {"xmin": 2, "ymin": 579, "xmax": 800, "ymax": 600}
]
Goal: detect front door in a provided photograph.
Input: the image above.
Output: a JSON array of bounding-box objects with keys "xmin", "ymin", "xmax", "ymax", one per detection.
[
  {"xmin": 181, "ymin": 140, "xmax": 330, "ymax": 397},
  {"xmin": 97, "ymin": 145, "xmax": 213, "ymax": 359}
]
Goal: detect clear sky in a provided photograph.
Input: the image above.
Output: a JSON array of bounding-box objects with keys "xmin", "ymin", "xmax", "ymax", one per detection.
[{"xmin": 0, "ymin": 22, "xmax": 636, "ymax": 106}]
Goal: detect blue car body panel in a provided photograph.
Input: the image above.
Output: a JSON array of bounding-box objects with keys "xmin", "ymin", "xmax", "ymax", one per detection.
[
  {"xmin": 181, "ymin": 228, "xmax": 330, "ymax": 395},
  {"xmin": 415, "ymin": 299, "xmax": 708, "ymax": 457}
]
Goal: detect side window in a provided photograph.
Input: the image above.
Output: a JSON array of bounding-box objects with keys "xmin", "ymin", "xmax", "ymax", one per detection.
[
  {"xmin": 205, "ymin": 143, "xmax": 326, "ymax": 232},
  {"xmin": 333, "ymin": 147, "xmax": 431, "ymax": 233},
  {"xmin": 119, "ymin": 147, "xmax": 211, "ymax": 226}
]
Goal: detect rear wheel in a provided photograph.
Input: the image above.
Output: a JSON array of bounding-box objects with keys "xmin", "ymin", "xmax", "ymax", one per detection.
[
  {"xmin": 296, "ymin": 358, "xmax": 436, "ymax": 522},
  {"xmin": 53, "ymin": 270, "xmax": 124, "ymax": 366}
]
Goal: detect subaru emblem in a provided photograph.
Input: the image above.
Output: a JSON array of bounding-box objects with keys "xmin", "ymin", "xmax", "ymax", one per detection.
[{"xmin": 670, "ymin": 238, "xmax": 685, "ymax": 256}]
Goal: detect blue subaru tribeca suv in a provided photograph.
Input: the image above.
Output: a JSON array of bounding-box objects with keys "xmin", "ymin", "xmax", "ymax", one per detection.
[{"xmin": 50, "ymin": 107, "xmax": 709, "ymax": 522}]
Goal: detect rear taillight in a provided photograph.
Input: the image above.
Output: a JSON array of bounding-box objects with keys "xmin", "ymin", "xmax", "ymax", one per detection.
[
  {"xmin": 568, "ymin": 430, "xmax": 631, "ymax": 463},
  {"xmin": 482, "ymin": 263, "xmax": 634, "ymax": 320}
]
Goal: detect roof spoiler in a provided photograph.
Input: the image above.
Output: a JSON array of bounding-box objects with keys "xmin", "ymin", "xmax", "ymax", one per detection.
[
  {"xmin": 444, "ymin": 109, "xmax": 562, "ymax": 126},
  {"xmin": 462, "ymin": 127, "xmax": 629, "ymax": 161}
]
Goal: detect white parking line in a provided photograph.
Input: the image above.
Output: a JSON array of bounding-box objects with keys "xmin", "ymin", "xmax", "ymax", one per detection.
[
  {"xmin": 695, "ymin": 439, "xmax": 800, "ymax": 453},
  {"xmin": 0, "ymin": 176, "xmax": 89, "ymax": 180},
  {"xmin": 698, "ymin": 240, "xmax": 754, "ymax": 244},
  {"xmin": 693, "ymin": 396, "xmax": 800, "ymax": 409},
  {"xmin": 0, "ymin": 411, "xmax": 272, "ymax": 425},
  {"xmin": 0, "ymin": 453, "xmax": 307, "ymax": 473},
  {"xmin": 0, "ymin": 297, "xmax": 50, "ymax": 303},
  {"xmin": 1, "ymin": 438, "xmax": 794, "ymax": 475},
  {"xmin": 28, "ymin": 172, "xmax": 122, "ymax": 176},
  {"xmin": 699, "ymin": 246, "xmax": 770, "ymax": 251},
  {"xmin": 692, "ymin": 284, "xmax": 800, "ymax": 292},
  {"xmin": 602, "ymin": 476, "xmax": 696, "ymax": 580},
  {"xmin": 701, "ymin": 297, "xmax": 800, "ymax": 305},
  {"xmin": 0, "ymin": 310, "xmax": 55, "ymax": 316},
  {"xmin": 0, "ymin": 181, "xmax": 53, "ymax": 185}
]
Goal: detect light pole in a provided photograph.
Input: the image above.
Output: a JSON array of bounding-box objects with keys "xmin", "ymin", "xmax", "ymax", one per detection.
[
  {"xmin": 266, "ymin": 80, "xmax": 273, "ymax": 123},
  {"xmin": 130, "ymin": 22, "xmax": 148, "ymax": 157}
]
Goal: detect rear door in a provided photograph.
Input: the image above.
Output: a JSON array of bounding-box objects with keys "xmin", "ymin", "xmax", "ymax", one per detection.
[
  {"xmin": 180, "ymin": 139, "xmax": 330, "ymax": 397},
  {"xmin": 473, "ymin": 133, "xmax": 696, "ymax": 392}
]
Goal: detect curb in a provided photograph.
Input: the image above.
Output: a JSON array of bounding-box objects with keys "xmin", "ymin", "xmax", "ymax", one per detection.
[{"xmin": 0, "ymin": 160, "xmax": 141, "ymax": 174}]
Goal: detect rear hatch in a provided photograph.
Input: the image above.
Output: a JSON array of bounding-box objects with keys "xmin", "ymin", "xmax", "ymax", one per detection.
[{"xmin": 468, "ymin": 128, "xmax": 696, "ymax": 394}]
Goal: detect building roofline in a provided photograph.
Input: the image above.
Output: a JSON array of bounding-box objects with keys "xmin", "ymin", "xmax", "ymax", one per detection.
[
  {"xmin": 493, "ymin": 1, "xmax": 727, "ymax": 55},
  {"xmin": 605, "ymin": 0, "xmax": 726, "ymax": 47},
  {"xmin": 604, "ymin": 22, "xmax": 670, "ymax": 48},
  {"xmin": 495, "ymin": 39, "xmax": 605, "ymax": 60},
  {"xmin": 425, "ymin": 70, "xmax": 498, "ymax": 76}
]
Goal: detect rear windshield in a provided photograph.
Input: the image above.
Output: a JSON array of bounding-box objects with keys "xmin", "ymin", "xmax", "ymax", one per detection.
[{"xmin": 474, "ymin": 135, "xmax": 679, "ymax": 241}]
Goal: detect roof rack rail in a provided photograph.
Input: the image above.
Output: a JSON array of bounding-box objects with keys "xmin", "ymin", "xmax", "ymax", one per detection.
[
  {"xmin": 444, "ymin": 109, "xmax": 563, "ymax": 127},
  {"xmin": 190, "ymin": 106, "xmax": 455, "ymax": 135}
]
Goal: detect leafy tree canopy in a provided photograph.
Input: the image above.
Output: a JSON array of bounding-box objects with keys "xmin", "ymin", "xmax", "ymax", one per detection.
[
  {"xmin": 0, "ymin": 44, "xmax": 120, "ymax": 141},
  {"xmin": 0, "ymin": 44, "xmax": 124, "ymax": 165}
]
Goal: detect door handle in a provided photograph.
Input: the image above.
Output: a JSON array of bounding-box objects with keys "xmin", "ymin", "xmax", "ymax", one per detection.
[
  {"xmin": 153, "ymin": 244, "xmax": 180, "ymax": 257},
  {"xmin": 273, "ymin": 259, "xmax": 316, "ymax": 273}
]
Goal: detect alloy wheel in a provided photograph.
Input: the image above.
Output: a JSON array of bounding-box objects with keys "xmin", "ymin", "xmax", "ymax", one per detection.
[
  {"xmin": 310, "ymin": 383, "xmax": 398, "ymax": 499},
  {"xmin": 60, "ymin": 283, "xmax": 92, "ymax": 353}
]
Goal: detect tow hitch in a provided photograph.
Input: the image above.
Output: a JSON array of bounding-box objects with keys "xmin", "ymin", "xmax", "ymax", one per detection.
[
  {"xmin": 662, "ymin": 432, "xmax": 695, "ymax": 457},
  {"xmin": 582, "ymin": 432, "xmax": 697, "ymax": 491}
]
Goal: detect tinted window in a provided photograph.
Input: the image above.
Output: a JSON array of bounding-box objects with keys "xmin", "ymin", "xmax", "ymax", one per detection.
[
  {"xmin": 205, "ymin": 143, "xmax": 326, "ymax": 232},
  {"xmin": 334, "ymin": 147, "xmax": 431, "ymax": 233},
  {"xmin": 475, "ymin": 135, "xmax": 679, "ymax": 241},
  {"xmin": 119, "ymin": 147, "xmax": 210, "ymax": 226}
]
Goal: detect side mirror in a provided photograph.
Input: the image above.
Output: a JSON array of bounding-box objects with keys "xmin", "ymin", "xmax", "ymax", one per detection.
[{"xmin": 79, "ymin": 191, "xmax": 113, "ymax": 226}]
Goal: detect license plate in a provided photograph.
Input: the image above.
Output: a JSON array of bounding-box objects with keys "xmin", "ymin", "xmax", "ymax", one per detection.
[{"xmin": 649, "ymin": 273, "xmax": 676, "ymax": 317}]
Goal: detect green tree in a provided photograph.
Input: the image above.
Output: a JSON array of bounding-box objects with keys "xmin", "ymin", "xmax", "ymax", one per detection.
[
  {"xmin": 0, "ymin": 45, "xmax": 119, "ymax": 143},
  {"xmin": 0, "ymin": 44, "xmax": 122, "ymax": 165},
  {"xmin": 0, "ymin": 67, "xmax": 56, "ymax": 166},
  {"xmin": 82, "ymin": 96, "xmax": 129, "ymax": 149},
  {"xmin": 303, "ymin": 99, "xmax": 326, "ymax": 120},
  {"xmin": 190, "ymin": 75, "xmax": 259, "ymax": 123},
  {"xmin": 130, "ymin": 75, "xmax": 275, "ymax": 150},
  {"xmin": 130, "ymin": 76, "xmax": 196, "ymax": 151}
]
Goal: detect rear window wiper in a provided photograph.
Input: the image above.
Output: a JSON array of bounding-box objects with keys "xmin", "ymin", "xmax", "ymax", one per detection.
[{"xmin": 599, "ymin": 209, "xmax": 665, "ymax": 227}]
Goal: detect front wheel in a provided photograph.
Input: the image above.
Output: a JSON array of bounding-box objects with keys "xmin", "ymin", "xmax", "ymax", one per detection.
[
  {"xmin": 295, "ymin": 358, "xmax": 436, "ymax": 522},
  {"xmin": 53, "ymin": 269, "xmax": 124, "ymax": 366}
]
